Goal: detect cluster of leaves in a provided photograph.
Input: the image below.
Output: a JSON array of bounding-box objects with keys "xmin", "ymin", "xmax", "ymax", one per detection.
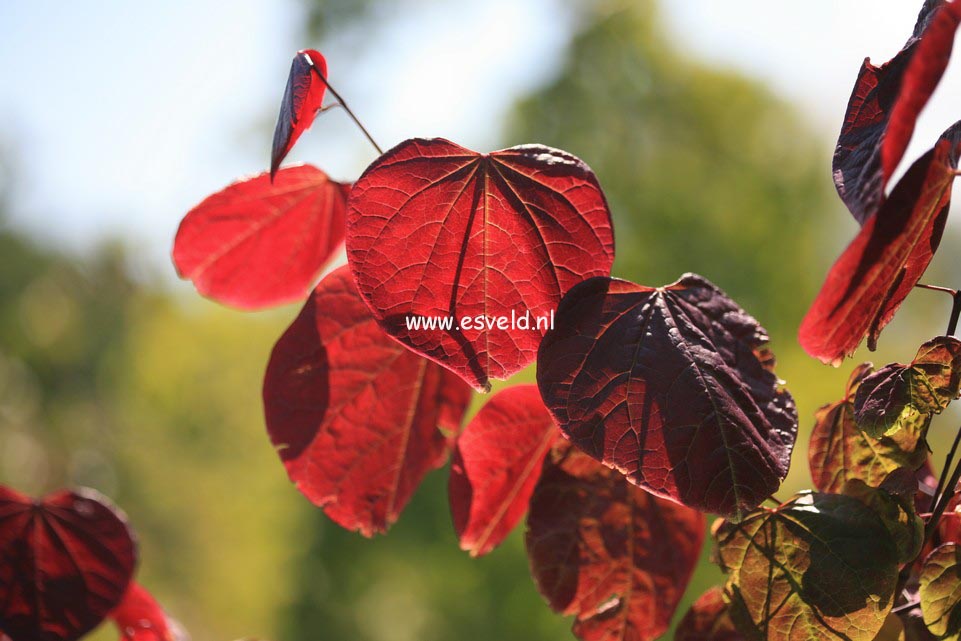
[
  {"xmin": 172, "ymin": 48, "xmax": 801, "ymax": 640},
  {"xmin": 165, "ymin": 3, "xmax": 961, "ymax": 639},
  {"xmin": 675, "ymin": 328, "xmax": 961, "ymax": 641},
  {"xmin": 7, "ymin": 2, "xmax": 961, "ymax": 640},
  {"xmin": 799, "ymin": 0, "xmax": 961, "ymax": 364},
  {"xmin": 676, "ymin": 1, "xmax": 961, "ymax": 638},
  {"xmin": 0, "ymin": 486, "xmax": 184, "ymax": 641}
]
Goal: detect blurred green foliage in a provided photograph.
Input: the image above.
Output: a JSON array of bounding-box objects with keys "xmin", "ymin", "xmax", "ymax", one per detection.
[{"xmin": 3, "ymin": 1, "xmax": 961, "ymax": 641}]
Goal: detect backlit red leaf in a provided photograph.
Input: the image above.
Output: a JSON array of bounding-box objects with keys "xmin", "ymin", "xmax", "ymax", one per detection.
[
  {"xmin": 173, "ymin": 165, "xmax": 349, "ymax": 310},
  {"xmin": 537, "ymin": 274, "xmax": 797, "ymax": 519},
  {"xmin": 110, "ymin": 583, "xmax": 185, "ymax": 641},
  {"xmin": 526, "ymin": 441, "xmax": 705, "ymax": 641},
  {"xmin": 800, "ymin": 122, "xmax": 961, "ymax": 365},
  {"xmin": 345, "ymin": 138, "xmax": 615, "ymax": 392},
  {"xmin": 448, "ymin": 384, "xmax": 559, "ymax": 557},
  {"xmin": 834, "ymin": 1, "xmax": 961, "ymax": 224},
  {"xmin": 675, "ymin": 586, "xmax": 745, "ymax": 641},
  {"xmin": 270, "ymin": 49, "xmax": 328, "ymax": 179},
  {"xmin": 0, "ymin": 486, "xmax": 138, "ymax": 641},
  {"xmin": 263, "ymin": 265, "xmax": 472, "ymax": 536}
]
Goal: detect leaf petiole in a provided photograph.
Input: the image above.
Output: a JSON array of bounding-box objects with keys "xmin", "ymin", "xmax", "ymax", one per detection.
[
  {"xmin": 307, "ymin": 64, "xmax": 384, "ymax": 155},
  {"xmin": 318, "ymin": 102, "xmax": 343, "ymax": 114},
  {"xmin": 914, "ymin": 283, "xmax": 961, "ymax": 335},
  {"xmin": 925, "ymin": 425, "xmax": 961, "ymax": 546}
]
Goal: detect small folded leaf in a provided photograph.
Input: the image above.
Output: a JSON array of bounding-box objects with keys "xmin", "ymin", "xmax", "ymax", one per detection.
[
  {"xmin": 537, "ymin": 273, "xmax": 797, "ymax": 519},
  {"xmin": 345, "ymin": 137, "xmax": 615, "ymax": 392},
  {"xmin": 809, "ymin": 363, "xmax": 927, "ymax": 493},
  {"xmin": 834, "ymin": 1, "xmax": 961, "ymax": 224},
  {"xmin": 263, "ymin": 266, "xmax": 473, "ymax": 536},
  {"xmin": 714, "ymin": 492, "xmax": 900, "ymax": 641},
  {"xmin": 526, "ymin": 441, "xmax": 705, "ymax": 641},
  {"xmin": 0, "ymin": 486, "xmax": 138, "ymax": 641},
  {"xmin": 920, "ymin": 543, "xmax": 961, "ymax": 639},
  {"xmin": 173, "ymin": 165, "xmax": 349, "ymax": 310},
  {"xmin": 800, "ymin": 123, "xmax": 961, "ymax": 365},
  {"xmin": 270, "ymin": 49, "xmax": 328, "ymax": 179},
  {"xmin": 110, "ymin": 583, "xmax": 187, "ymax": 641},
  {"xmin": 448, "ymin": 384, "xmax": 559, "ymax": 557},
  {"xmin": 855, "ymin": 336, "xmax": 961, "ymax": 436},
  {"xmin": 675, "ymin": 586, "xmax": 745, "ymax": 641}
]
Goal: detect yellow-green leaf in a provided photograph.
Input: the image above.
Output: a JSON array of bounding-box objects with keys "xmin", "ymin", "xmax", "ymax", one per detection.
[
  {"xmin": 855, "ymin": 337, "xmax": 961, "ymax": 438},
  {"xmin": 809, "ymin": 364, "xmax": 927, "ymax": 493},
  {"xmin": 714, "ymin": 492, "xmax": 899, "ymax": 641},
  {"xmin": 920, "ymin": 543, "xmax": 961, "ymax": 640}
]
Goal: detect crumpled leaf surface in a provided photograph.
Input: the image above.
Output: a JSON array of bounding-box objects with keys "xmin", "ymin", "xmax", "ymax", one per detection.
[
  {"xmin": 448, "ymin": 384, "xmax": 559, "ymax": 557},
  {"xmin": 536, "ymin": 273, "xmax": 797, "ymax": 519},
  {"xmin": 809, "ymin": 363, "xmax": 927, "ymax": 493},
  {"xmin": 675, "ymin": 586, "xmax": 745, "ymax": 641},
  {"xmin": 346, "ymin": 137, "xmax": 615, "ymax": 392},
  {"xmin": 714, "ymin": 491, "xmax": 900, "ymax": 641},
  {"xmin": 173, "ymin": 165, "xmax": 349, "ymax": 310},
  {"xmin": 526, "ymin": 441, "xmax": 705, "ymax": 641},
  {"xmin": 263, "ymin": 265, "xmax": 473, "ymax": 536},
  {"xmin": 0, "ymin": 486, "xmax": 138, "ymax": 641},
  {"xmin": 800, "ymin": 122, "xmax": 961, "ymax": 365},
  {"xmin": 920, "ymin": 542, "xmax": 961, "ymax": 639},
  {"xmin": 834, "ymin": 0, "xmax": 961, "ymax": 224},
  {"xmin": 854, "ymin": 336, "xmax": 961, "ymax": 437},
  {"xmin": 270, "ymin": 49, "xmax": 328, "ymax": 179}
]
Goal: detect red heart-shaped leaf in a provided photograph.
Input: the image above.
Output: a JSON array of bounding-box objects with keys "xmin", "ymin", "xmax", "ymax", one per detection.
[
  {"xmin": 449, "ymin": 384, "xmax": 559, "ymax": 557},
  {"xmin": 0, "ymin": 486, "xmax": 138, "ymax": 641},
  {"xmin": 110, "ymin": 583, "xmax": 185, "ymax": 641},
  {"xmin": 263, "ymin": 265, "xmax": 473, "ymax": 536},
  {"xmin": 270, "ymin": 49, "xmax": 328, "ymax": 179},
  {"xmin": 173, "ymin": 165, "xmax": 349, "ymax": 311},
  {"xmin": 834, "ymin": 1, "xmax": 961, "ymax": 224},
  {"xmin": 800, "ymin": 122, "xmax": 961, "ymax": 365},
  {"xmin": 346, "ymin": 138, "xmax": 615, "ymax": 392},
  {"xmin": 526, "ymin": 441, "xmax": 705, "ymax": 641},
  {"xmin": 537, "ymin": 274, "xmax": 797, "ymax": 519}
]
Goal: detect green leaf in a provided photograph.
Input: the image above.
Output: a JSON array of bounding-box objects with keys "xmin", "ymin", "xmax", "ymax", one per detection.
[
  {"xmin": 920, "ymin": 543, "xmax": 961, "ymax": 640},
  {"xmin": 855, "ymin": 337, "xmax": 961, "ymax": 438},
  {"xmin": 841, "ymin": 477, "xmax": 924, "ymax": 565},
  {"xmin": 872, "ymin": 612, "xmax": 906, "ymax": 641},
  {"xmin": 809, "ymin": 364, "xmax": 927, "ymax": 493},
  {"xmin": 714, "ymin": 492, "xmax": 900, "ymax": 641}
]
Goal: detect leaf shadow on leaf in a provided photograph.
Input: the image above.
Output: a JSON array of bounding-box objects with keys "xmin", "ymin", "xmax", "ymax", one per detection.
[
  {"xmin": 832, "ymin": 153, "xmax": 940, "ymax": 315},
  {"xmin": 724, "ymin": 506, "xmax": 897, "ymax": 640},
  {"xmin": 269, "ymin": 300, "xmax": 330, "ymax": 461}
]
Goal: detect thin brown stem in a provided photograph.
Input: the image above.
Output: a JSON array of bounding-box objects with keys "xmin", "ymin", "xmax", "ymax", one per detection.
[
  {"xmin": 914, "ymin": 284, "xmax": 961, "ymax": 336},
  {"xmin": 891, "ymin": 598, "xmax": 920, "ymax": 615},
  {"xmin": 308, "ymin": 63, "xmax": 383, "ymax": 155},
  {"xmin": 916, "ymin": 283, "xmax": 957, "ymax": 296},
  {"xmin": 948, "ymin": 291, "xmax": 961, "ymax": 336},
  {"xmin": 933, "ymin": 427, "xmax": 961, "ymax": 512},
  {"xmin": 925, "ymin": 429, "xmax": 961, "ymax": 546}
]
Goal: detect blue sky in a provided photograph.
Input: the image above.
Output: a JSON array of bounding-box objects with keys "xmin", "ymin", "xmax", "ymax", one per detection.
[{"xmin": 1, "ymin": 1, "xmax": 959, "ymax": 277}]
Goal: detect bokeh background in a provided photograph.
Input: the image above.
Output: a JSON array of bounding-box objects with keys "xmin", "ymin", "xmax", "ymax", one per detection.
[{"xmin": 2, "ymin": 1, "xmax": 961, "ymax": 639}]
